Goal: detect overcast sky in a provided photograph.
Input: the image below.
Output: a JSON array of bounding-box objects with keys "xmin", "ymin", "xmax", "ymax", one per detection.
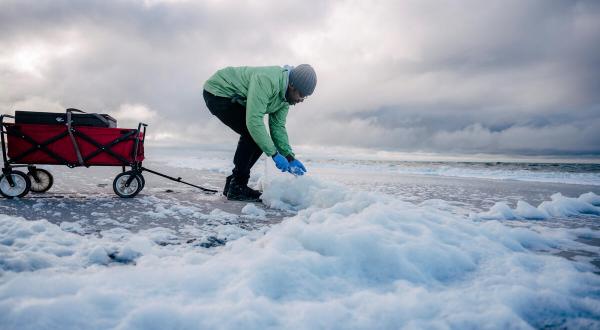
[{"xmin": 1, "ymin": 0, "xmax": 599, "ymax": 156}]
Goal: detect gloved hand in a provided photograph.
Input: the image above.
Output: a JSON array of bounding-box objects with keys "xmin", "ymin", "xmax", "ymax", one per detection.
[
  {"xmin": 272, "ymin": 153, "xmax": 290, "ymax": 172},
  {"xmin": 288, "ymin": 159, "xmax": 307, "ymax": 176}
]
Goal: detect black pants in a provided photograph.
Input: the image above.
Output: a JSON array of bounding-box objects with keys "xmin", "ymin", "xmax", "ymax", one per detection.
[{"xmin": 203, "ymin": 90, "xmax": 263, "ymax": 186}]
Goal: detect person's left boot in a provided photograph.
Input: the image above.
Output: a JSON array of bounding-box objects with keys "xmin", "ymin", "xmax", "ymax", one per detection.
[
  {"xmin": 242, "ymin": 185, "xmax": 261, "ymax": 199},
  {"xmin": 227, "ymin": 178, "xmax": 262, "ymax": 202}
]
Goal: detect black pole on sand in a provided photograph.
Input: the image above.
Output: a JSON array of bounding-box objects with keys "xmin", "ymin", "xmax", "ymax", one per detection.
[{"xmin": 140, "ymin": 166, "xmax": 218, "ymax": 193}]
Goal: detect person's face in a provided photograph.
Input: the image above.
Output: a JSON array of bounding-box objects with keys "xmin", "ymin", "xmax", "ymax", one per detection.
[{"xmin": 287, "ymin": 85, "xmax": 306, "ymax": 106}]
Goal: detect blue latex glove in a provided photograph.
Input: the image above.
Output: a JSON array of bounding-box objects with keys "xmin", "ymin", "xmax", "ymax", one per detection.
[
  {"xmin": 272, "ymin": 153, "xmax": 290, "ymax": 172},
  {"xmin": 289, "ymin": 159, "xmax": 307, "ymax": 176}
]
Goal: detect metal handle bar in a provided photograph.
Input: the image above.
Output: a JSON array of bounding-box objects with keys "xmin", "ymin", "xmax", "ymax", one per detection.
[
  {"xmin": 141, "ymin": 167, "xmax": 218, "ymax": 193},
  {"xmin": 66, "ymin": 108, "xmax": 86, "ymax": 114}
]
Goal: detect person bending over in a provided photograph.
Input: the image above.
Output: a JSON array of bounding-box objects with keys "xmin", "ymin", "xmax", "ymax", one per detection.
[{"xmin": 203, "ymin": 64, "xmax": 317, "ymax": 202}]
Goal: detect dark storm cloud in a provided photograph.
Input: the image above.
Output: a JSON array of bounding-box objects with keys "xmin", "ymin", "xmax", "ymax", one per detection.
[
  {"xmin": 0, "ymin": 0, "xmax": 333, "ymax": 141},
  {"xmin": 1, "ymin": 0, "xmax": 599, "ymax": 155}
]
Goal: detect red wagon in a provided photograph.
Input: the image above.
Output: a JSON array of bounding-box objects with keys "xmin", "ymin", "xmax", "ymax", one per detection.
[{"xmin": 1, "ymin": 109, "xmax": 216, "ymax": 199}]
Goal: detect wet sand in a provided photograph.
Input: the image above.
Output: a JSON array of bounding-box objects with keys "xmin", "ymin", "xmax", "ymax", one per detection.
[{"xmin": 1, "ymin": 160, "xmax": 598, "ymax": 243}]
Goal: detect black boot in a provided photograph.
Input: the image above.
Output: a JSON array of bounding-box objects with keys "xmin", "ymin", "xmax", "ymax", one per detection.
[
  {"xmin": 227, "ymin": 178, "xmax": 262, "ymax": 202},
  {"xmin": 223, "ymin": 175, "xmax": 233, "ymax": 196},
  {"xmin": 243, "ymin": 186, "xmax": 262, "ymax": 199}
]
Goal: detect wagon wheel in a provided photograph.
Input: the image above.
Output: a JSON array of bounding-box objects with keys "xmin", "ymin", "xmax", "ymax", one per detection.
[
  {"xmin": 28, "ymin": 168, "xmax": 54, "ymax": 193},
  {"xmin": 113, "ymin": 171, "xmax": 142, "ymax": 198},
  {"xmin": 0, "ymin": 171, "xmax": 31, "ymax": 199},
  {"xmin": 136, "ymin": 173, "xmax": 145, "ymax": 191},
  {"xmin": 132, "ymin": 172, "xmax": 145, "ymax": 195}
]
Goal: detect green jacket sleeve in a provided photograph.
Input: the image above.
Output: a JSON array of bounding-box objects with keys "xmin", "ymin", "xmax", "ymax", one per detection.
[
  {"xmin": 269, "ymin": 106, "xmax": 294, "ymax": 158},
  {"xmin": 245, "ymin": 73, "xmax": 278, "ymax": 156}
]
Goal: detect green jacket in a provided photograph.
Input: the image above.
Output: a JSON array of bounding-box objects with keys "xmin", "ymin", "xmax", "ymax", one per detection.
[{"xmin": 203, "ymin": 66, "xmax": 294, "ymax": 158}]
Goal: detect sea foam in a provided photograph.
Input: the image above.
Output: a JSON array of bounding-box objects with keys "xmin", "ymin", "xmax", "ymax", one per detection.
[{"xmin": 0, "ymin": 177, "xmax": 599, "ymax": 329}]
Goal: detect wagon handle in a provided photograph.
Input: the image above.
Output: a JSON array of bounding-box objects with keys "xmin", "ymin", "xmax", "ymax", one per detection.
[
  {"xmin": 66, "ymin": 108, "xmax": 86, "ymax": 114},
  {"xmin": 140, "ymin": 166, "xmax": 218, "ymax": 193}
]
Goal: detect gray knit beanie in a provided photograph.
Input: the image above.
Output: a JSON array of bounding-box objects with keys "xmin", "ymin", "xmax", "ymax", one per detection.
[{"xmin": 289, "ymin": 64, "xmax": 317, "ymax": 96}]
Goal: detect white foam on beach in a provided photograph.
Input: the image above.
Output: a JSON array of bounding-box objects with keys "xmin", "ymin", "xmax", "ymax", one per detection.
[
  {"xmin": 475, "ymin": 192, "xmax": 600, "ymax": 220},
  {"xmin": 1, "ymin": 178, "xmax": 599, "ymax": 329}
]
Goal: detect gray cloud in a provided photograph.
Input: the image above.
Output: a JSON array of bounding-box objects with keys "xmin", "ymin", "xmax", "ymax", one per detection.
[{"xmin": 1, "ymin": 0, "xmax": 598, "ymax": 156}]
